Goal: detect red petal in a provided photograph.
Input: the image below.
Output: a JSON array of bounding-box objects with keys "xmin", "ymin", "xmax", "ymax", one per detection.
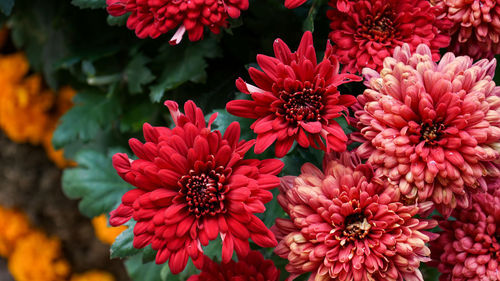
[
  {"xmin": 258, "ymin": 159, "xmax": 284, "ymax": 175},
  {"xmin": 254, "ymin": 133, "xmax": 277, "ymax": 154},
  {"xmin": 284, "ymin": 0, "xmax": 306, "ymax": 8},
  {"xmin": 223, "ymin": 122, "xmax": 241, "ymax": 149},
  {"xmin": 221, "ymin": 234, "xmax": 234, "ymax": 263},
  {"xmin": 273, "ymin": 38, "xmax": 293, "ymax": 64},
  {"xmin": 300, "ymin": 121, "xmax": 322, "ymax": 134},
  {"xmin": 109, "ymin": 204, "xmax": 133, "ymax": 226},
  {"xmin": 275, "ymin": 137, "xmax": 294, "ymax": 157},
  {"xmin": 256, "ymin": 54, "xmax": 280, "ymax": 81},
  {"xmin": 169, "ymin": 249, "xmax": 189, "ymax": 274},
  {"xmin": 204, "ymin": 216, "xmax": 219, "ymax": 240}
]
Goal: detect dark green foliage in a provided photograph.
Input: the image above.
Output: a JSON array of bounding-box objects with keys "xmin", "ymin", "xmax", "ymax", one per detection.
[
  {"xmin": 62, "ymin": 149, "xmax": 132, "ymax": 218},
  {"xmin": 0, "ymin": 0, "xmax": 14, "ymax": 15}
]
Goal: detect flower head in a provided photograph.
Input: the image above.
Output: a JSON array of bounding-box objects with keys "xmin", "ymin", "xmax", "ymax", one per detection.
[
  {"xmin": 0, "ymin": 54, "xmax": 74, "ymax": 168},
  {"xmin": 327, "ymin": 0, "xmax": 451, "ymax": 73},
  {"xmin": 273, "ymin": 153, "xmax": 436, "ymax": 281},
  {"xmin": 430, "ymin": 192, "xmax": 500, "ymax": 281},
  {"xmin": 8, "ymin": 231, "xmax": 71, "ymax": 281},
  {"xmin": 433, "ymin": 0, "xmax": 500, "ymax": 59},
  {"xmin": 109, "ymin": 100, "xmax": 283, "ymax": 274},
  {"xmin": 106, "ymin": 0, "xmax": 248, "ymax": 44},
  {"xmin": 355, "ymin": 43, "xmax": 500, "ymax": 217},
  {"xmin": 226, "ymin": 31, "xmax": 360, "ymax": 158},
  {"xmin": 0, "ymin": 53, "xmax": 53, "ymax": 145},
  {"xmin": 186, "ymin": 251, "xmax": 279, "ymax": 281},
  {"xmin": 0, "ymin": 206, "xmax": 31, "ymax": 257}
]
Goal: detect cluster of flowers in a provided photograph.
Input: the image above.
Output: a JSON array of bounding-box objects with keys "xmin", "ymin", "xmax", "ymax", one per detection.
[
  {"xmin": 0, "ymin": 205, "xmax": 117, "ymax": 281},
  {"xmin": 104, "ymin": 0, "xmax": 500, "ymax": 280},
  {"xmin": 0, "ymin": 52, "xmax": 75, "ymax": 168},
  {"xmin": 106, "ymin": 0, "xmax": 500, "ymax": 62}
]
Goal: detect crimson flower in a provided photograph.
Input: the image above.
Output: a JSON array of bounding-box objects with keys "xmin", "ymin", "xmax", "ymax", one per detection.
[
  {"xmin": 226, "ymin": 31, "xmax": 361, "ymax": 158},
  {"xmin": 433, "ymin": 0, "xmax": 500, "ymax": 59},
  {"xmin": 106, "ymin": 0, "xmax": 248, "ymax": 44},
  {"xmin": 186, "ymin": 251, "xmax": 280, "ymax": 281},
  {"xmin": 430, "ymin": 192, "xmax": 500, "ymax": 281},
  {"xmin": 109, "ymin": 100, "xmax": 283, "ymax": 274},
  {"xmin": 327, "ymin": 0, "xmax": 451, "ymax": 73},
  {"xmin": 273, "ymin": 153, "xmax": 436, "ymax": 281}
]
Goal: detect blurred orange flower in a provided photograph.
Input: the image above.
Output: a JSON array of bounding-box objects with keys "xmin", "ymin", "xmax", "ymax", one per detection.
[
  {"xmin": 0, "ymin": 53, "xmax": 75, "ymax": 168},
  {"xmin": 8, "ymin": 230, "xmax": 70, "ymax": 281},
  {"xmin": 0, "ymin": 206, "xmax": 31, "ymax": 257},
  {"xmin": 91, "ymin": 214, "xmax": 127, "ymax": 245}
]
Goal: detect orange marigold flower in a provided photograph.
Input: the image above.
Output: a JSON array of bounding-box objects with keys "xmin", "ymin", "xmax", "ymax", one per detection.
[
  {"xmin": 0, "ymin": 206, "xmax": 31, "ymax": 257},
  {"xmin": 0, "ymin": 53, "xmax": 75, "ymax": 167},
  {"xmin": 0, "ymin": 53, "xmax": 53, "ymax": 145},
  {"xmin": 8, "ymin": 231, "xmax": 70, "ymax": 281},
  {"xmin": 91, "ymin": 214, "xmax": 127, "ymax": 245},
  {"xmin": 70, "ymin": 270, "xmax": 116, "ymax": 281}
]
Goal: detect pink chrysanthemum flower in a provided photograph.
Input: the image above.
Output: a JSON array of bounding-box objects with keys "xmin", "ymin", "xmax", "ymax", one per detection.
[
  {"xmin": 186, "ymin": 251, "xmax": 280, "ymax": 281},
  {"xmin": 273, "ymin": 153, "xmax": 436, "ymax": 281},
  {"xmin": 226, "ymin": 31, "xmax": 361, "ymax": 158},
  {"xmin": 109, "ymin": 100, "xmax": 283, "ymax": 274},
  {"xmin": 355, "ymin": 43, "xmax": 500, "ymax": 217},
  {"xmin": 433, "ymin": 0, "xmax": 500, "ymax": 59},
  {"xmin": 430, "ymin": 192, "xmax": 500, "ymax": 281},
  {"xmin": 327, "ymin": 0, "xmax": 451, "ymax": 73},
  {"xmin": 106, "ymin": 0, "xmax": 248, "ymax": 44}
]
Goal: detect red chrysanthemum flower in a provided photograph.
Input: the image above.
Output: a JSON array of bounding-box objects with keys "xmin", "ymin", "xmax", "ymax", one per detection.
[
  {"xmin": 355, "ymin": 43, "xmax": 500, "ymax": 217},
  {"xmin": 327, "ymin": 0, "xmax": 451, "ymax": 73},
  {"xmin": 433, "ymin": 0, "xmax": 500, "ymax": 59},
  {"xmin": 430, "ymin": 192, "xmax": 500, "ymax": 281},
  {"xmin": 226, "ymin": 31, "xmax": 361, "ymax": 158},
  {"xmin": 273, "ymin": 153, "xmax": 436, "ymax": 281},
  {"xmin": 106, "ymin": 0, "xmax": 248, "ymax": 44},
  {"xmin": 109, "ymin": 100, "xmax": 283, "ymax": 274},
  {"xmin": 186, "ymin": 251, "xmax": 280, "ymax": 281}
]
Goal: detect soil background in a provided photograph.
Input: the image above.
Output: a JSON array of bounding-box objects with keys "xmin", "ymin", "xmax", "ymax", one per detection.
[{"xmin": 0, "ymin": 132, "xmax": 130, "ymax": 281}]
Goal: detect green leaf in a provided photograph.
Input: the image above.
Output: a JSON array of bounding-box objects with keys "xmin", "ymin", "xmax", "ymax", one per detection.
[
  {"xmin": 107, "ymin": 13, "xmax": 128, "ymax": 26},
  {"xmin": 141, "ymin": 246, "xmax": 158, "ymax": 263},
  {"xmin": 210, "ymin": 109, "xmax": 255, "ymax": 141},
  {"xmin": 110, "ymin": 223, "xmax": 140, "ymax": 259},
  {"xmin": 125, "ymin": 254, "xmax": 163, "ymax": 281},
  {"xmin": 302, "ymin": 0, "xmax": 327, "ymax": 32},
  {"xmin": 420, "ymin": 263, "xmax": 440, "ymax": 281},
  {"xmin": 202, "ymin": 237, "xmax": 223, "ymax": 261},
  {"xmin": 149, "ymin": 37, "xmax": 220, "ymax": 102},
  {"xmin": 62, "ymin": 149, "xmax": 132, "ymax": 218},
  {"xmin": 126, "ymin": 54, "xmax": 156, "ymax": 94},
  {"xmin": 261, "ymin": 189, "xmax": 286, "ymax": 228},
  {"xmin": 9, "ymin": 3, "xmax": 69, "ymax": 88},
  {"xmin": 160, "ymin": 260, "xmax": 197, "ymax": 281},
  {"xmin": 119, "ymin": 100, "xmax": 159, "ymax": 133},
  {"xmin": 0, "ymin": 0, "xmax": 14, "ymax": 15},
  {"xmin": 53, "ymin": 90, "xmax": 121, "ymax": 149},
  {"xmin": 71, "ymin": 0, "xmax": 106, "ymax": 9}
]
